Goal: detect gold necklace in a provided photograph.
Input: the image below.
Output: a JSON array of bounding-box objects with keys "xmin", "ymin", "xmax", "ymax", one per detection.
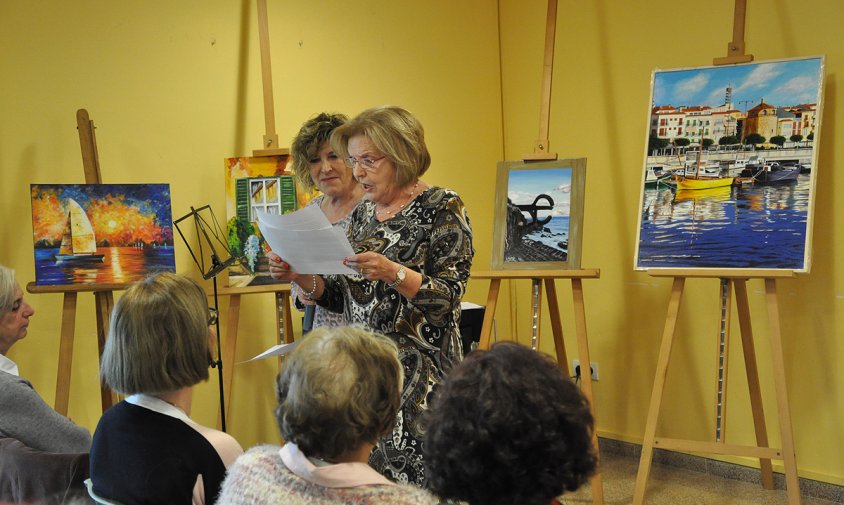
[{"xmin": 375, "ymin": 182, "xmax": 419, "ymax": 217}]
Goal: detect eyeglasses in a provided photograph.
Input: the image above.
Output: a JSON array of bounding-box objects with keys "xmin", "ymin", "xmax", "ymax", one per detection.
[
  {"xmin": 208, "ymin": 307, "xmax": 218, "ymax": 326},
  {"xmin": 345, "ymin": 155, "xmax": 386, "ymax": 171}
]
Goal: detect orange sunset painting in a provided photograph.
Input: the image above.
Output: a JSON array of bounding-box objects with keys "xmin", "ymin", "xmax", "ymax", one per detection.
[{"xmin": 30, "ymin": 184, "xmax": 175, "ymax": 285}]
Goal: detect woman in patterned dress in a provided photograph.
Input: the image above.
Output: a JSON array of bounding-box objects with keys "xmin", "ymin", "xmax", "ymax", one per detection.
[
  {"xmin": 269, "ymin": 105, "xmax": 474, "ymax": 486},
  {"xmin": 288, "ymin": 112, "xmax": 363, "ymax": 329}
]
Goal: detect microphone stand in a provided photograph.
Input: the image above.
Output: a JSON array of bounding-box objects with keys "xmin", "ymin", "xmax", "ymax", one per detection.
[{"xmin": 174, "ymin": 205, "xmax": 240, "ymax": 432}]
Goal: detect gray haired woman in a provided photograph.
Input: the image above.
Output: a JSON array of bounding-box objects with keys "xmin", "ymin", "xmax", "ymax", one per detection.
[
  {"xmin": 0, "ymin": 264, "xmax": 91, "ymax": 453},
  {"xmin": 218, "ymin": 325, "xmax": 437, "ymax": 505}
]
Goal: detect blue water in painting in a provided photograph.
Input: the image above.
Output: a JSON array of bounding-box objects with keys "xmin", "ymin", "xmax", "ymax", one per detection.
[
  {"xmin": 637, "ymin": 175, "xmax": 810, "ymax": 269},
  {"xmin": 524, "ymin": 215, "xmax": 570, "ymax": 251},
  {"xmin": 34, "ymin": 246, "xmax": 176, "ymax": 285}
]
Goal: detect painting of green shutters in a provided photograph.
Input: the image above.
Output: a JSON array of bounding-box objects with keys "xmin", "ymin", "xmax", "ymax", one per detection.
[{"xmin": 234, "ymin": 175, "xmax": 297, "ymax": 221}]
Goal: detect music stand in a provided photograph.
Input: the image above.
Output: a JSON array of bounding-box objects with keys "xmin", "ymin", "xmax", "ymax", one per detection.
[{"xmin": 174, "ymin": 205, "xmax": 241, "ymax": 432}]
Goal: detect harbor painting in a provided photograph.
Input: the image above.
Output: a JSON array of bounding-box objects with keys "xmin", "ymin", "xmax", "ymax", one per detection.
[
  {"xmin": 492, "ymin": 159, "xmax": 586, "ymax": 270},
  {"xmin": 224, "ymin": 155, "xmax": 318, "ymax": 287},
  {"xmin": 30, "ymin": 184, "xmax": 175, "ymax": 285},
  {"xmin": 635, "ymin": 56, "xmax": 824, "ymax": 272}
]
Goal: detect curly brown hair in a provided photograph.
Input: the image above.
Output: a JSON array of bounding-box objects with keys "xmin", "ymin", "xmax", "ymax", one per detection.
[
  {"xmin": 290, "ymin": 112, "xmax": 348, "ymax": 191},
  {"xmin": 423, "ymin": 342, "xmax": 597, "ymax": 505}
]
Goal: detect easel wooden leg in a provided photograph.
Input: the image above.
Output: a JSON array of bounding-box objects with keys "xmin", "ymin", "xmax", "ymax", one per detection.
[
  {"xmin": 633, "ymin": 277, "xmax": 685, "ymax": 505},
  {"xmin": 765, "ymin": 279, "xmax": 802, "ymax": 504},
  {"xmin": 478, "ymin": 279, "xmax": 501, "ymax": 350},
  {"xmin": 544, "ymin": 278, "xmax": 568, "ymax": 376},
  {"xmin": 55, "ymin": 293, "xmax": 77, "ymax": 416},
  {"xmin": 734, "ymin": 279, "xmax": 774, "ymax": 489},
  {"xmin": 94, "ymin": 291, "xmax": 117, "ymax": 412},
  {"xmin": 219, "ymin": 294, "xmax": 241, "ymax": 429},
  {"xmin": 571, "ymin": 278, "xmax": 604, "ymax": 505},
  {"xmin": 275, "ymin": 292, "xmax": 294, "ymax": 371},
  {"xmin": 277, "ymin": 292, "xmax": 294, "ymax": 344},
  {"xmin": 94, "ymin": 292, "xmax": 116, "ymax": 410}
]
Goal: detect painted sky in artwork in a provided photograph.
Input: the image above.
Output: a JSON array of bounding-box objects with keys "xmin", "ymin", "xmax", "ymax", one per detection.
[
  {"xmin": 508, "ymin": 168, "xmax": 572, "ymax": 216},
  {"xmin": 31, "ymin": 184, "xmax": 174, "ymax": 246},
  {"xmin": 653, "ymin": 57, "xmax": 822, "ymax": 109}
]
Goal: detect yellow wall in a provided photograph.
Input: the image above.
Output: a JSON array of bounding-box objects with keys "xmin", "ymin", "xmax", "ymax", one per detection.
[{"xmin": 1, "ymin": 0, "xmax": 842, "ymax": 488}]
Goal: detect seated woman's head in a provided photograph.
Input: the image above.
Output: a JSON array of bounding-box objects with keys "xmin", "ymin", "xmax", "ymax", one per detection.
[
  {"xmin": 0, "ymin": 265, "xmax": 36, "ymax": 355},
  {"xmin": 424, "ymin": 342, "xmax": 597, "ymax": 505},
  {"xmin": 100, "ymin": 272, "xmax": 212, "ymax": 395},
  {"xmin": 275, "ymin": 325, "xmax": 402, "ymax": 461}
]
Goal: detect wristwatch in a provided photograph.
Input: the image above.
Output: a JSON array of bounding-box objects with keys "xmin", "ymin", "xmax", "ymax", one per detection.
[{"xmin": 388, "ymin": 265, "xmax": 406, "ymax": 289}]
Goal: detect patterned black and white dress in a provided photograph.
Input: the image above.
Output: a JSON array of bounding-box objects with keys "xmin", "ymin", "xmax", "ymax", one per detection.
[{"xmin": 316, "ymin": 186, "xmax": 474, "ymax": 486}]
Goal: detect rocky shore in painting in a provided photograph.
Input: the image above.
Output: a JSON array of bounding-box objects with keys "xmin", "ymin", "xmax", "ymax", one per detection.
[
  {"xmin": 506, "ymin": 238, "xmax": 567, "ymax": 262},
  {"xmin": 504, "ymin": 201, "xmax": 567, "ymax": 262}
]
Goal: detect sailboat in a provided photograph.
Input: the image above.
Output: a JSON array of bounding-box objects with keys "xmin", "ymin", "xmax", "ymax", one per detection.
[
  {"xmin": 54, "ymin": 198, "xmax": 105, "ymax": 265},
  {"xmin": 673, "ymin": 142, "xmax": 734, "ymax": 190}
]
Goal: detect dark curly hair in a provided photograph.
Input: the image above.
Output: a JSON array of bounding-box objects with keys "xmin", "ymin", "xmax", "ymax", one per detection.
[{"xmin": 423, "ymin": 342, "xmax": 597, "ymax": 505}]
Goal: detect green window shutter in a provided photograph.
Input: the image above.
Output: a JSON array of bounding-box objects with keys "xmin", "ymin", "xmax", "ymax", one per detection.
[
  {"xmin": 235, "ymin": 178, "xmax": 250, "ymax": 221},
  {"xmin": 280, "ymin": 175, "xmax": 297, "ymax": 213}
]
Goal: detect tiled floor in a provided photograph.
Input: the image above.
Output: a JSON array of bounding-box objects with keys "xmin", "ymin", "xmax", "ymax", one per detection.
[{"xmin": 564, "ymin": 445, "xmax": 842, "ymax": 505}]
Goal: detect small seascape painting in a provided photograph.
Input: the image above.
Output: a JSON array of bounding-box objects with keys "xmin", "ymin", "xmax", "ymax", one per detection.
[
  {"xmin": 635, "ymin": 56, "xmax": 824, "ymax": 272},
  {"xmin": 224, "ymin": 155, "xmax": 318, "ymax": 287},
  {"xmin": 30, "ymin": 184, "xmax": 176, "ymax": 286},
  {"xmin": 492, "ymin": 159, "xmax": 586, "ymax": 270}
]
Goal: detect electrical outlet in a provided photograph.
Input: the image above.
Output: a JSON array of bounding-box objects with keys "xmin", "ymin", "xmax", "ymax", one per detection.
[{"xmin": 572, "ymin": 359, "xmax": 599, "ymax": 381}]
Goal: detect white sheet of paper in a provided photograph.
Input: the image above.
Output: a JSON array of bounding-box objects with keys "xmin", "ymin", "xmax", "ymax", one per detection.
[
  {"xmin": 239, "ymin": 340, "xmax": 300, "ymax": 363},
  {"xmin": 256, "ymin": 208, "xmax": 357, "ymax": 275}
]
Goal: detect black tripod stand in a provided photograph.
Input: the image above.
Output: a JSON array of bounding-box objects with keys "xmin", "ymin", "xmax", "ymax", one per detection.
[{"xmin": 174, "ymin": 205, "xmax": 241, "ymax": 432}]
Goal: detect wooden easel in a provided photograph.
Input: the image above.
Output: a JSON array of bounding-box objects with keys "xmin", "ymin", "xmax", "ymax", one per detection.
[
  {"xmin": 633, "ymin": 3, "xmax": 802, "ymax": 502},
  {"xmin": 26, "ymin": 109, "xmax": 125, "ymax": 415},
  {"xmin": 473, "ymin": 269, "xmax": 605, "ymax": 505},
  {"xmin": 631, "ymin": 270, "xmax": 801, "ymax": 504},
  {"xmin": 212, "ymin": 0, "xmax": 299, "ymax": 428},
  {"xmin": 491, "ymin": 2, "xmax": 603, "ymax": 502}
]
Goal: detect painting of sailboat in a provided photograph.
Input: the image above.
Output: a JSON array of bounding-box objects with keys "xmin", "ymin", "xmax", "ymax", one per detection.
[
  {"xmin": 30, "ymin": 184, "xmax": 176, "ymax": 285},
  {"xmin": 55, "ymin": 198, "xmax": 105, "ymax": 264},
  {"xmin": 635, "ymin": 56, "xmax": 824, "ymax": 271}
]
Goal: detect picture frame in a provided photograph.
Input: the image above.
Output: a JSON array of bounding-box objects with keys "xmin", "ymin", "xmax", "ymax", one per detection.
[
  {"xmin": 30, "ymin": 183, "xmax": 176, "ymax": 286},
  {"xmin": 634, "ymin": 56, "xmax": 825, "ymax": 272},
  {"xmin": 223, "ymin": 155, "xmax": 319, "ymax": 287},
  {"xmin": 491, "ymin": 158, "xmax": 586, "ymax": 270}
]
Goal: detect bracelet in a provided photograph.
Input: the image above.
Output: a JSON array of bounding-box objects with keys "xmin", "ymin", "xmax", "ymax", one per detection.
[{"xmin": 302, "ymin": 275, "xmax": 318, "ymax": 300}]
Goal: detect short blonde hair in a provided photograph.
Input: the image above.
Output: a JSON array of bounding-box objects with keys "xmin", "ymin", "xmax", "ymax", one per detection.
[
  {"xmin": 331, "ymin": 105, "xmax": 430, "ymax": 187},
  {"xmin": 276, "ymin": 326, "xmax": 402, "ymax": 460},
  {"xmin": 0, "ymin": 265, "xmax": 16, "ymax": 313},
  {"xmin": 100, "ymin": 273, "xmax": 211, "ymax": 395},
  {"xmin": 290, "ymin": 112, "xmax": 349, "ymax": 191}
]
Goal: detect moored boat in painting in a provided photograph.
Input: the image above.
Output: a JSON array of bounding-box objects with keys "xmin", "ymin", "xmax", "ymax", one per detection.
[
  {"xmin": 644, "ymin": 164, "xmax": 676, "ymax": 186},
  {"xmin": 674, "ymin": 174, "xmax": 734, "ymax": 190},
  {"xmin": 54, "ymin": 198, "xmax": 105, "ymax": 265},
  {"xmin": 740, "ymin": 161, "xmax": 801, "ymax": 184},
  {"xmin": 673, "ymin": 143, "xmax": 735, "ymax": 190}
]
